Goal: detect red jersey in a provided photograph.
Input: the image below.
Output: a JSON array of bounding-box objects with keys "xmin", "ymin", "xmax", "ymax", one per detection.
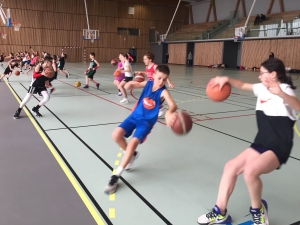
[{"xmin": 145, "ymin": 64, "xmax": 156, "ymax": 81}]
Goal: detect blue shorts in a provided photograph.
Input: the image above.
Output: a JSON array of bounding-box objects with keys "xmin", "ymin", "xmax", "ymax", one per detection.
[{"xmin": 119, "ymin": 116, "xmax": 153, "ymax": 143}]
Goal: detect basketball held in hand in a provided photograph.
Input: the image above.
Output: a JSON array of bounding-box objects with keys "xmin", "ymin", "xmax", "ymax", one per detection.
[
  {"xmin": 171, "ymin": 111, "xmax": 193, "ymax": 135},
  {"xmin": 206, "ymin": 80, "xmax": 231, "ymax": 102},
  {"xmin": 114, "ymin": 69, "xmax": 121, "ymax": 77},
  {"xmin": 135, "ymin": 73, "xmax": 145, "ymax": 82}
]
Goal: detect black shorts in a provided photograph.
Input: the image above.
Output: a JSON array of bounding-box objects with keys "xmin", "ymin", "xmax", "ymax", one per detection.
[
  {"xmin": 4, "ymin": 68, "xmax": 12, "ymax": 75},
  {"xmin": 58, "ymin": 66, "xmax": 64, "ymax": 70},
  {"xmin": 123, "ymin": 76, "xmax": 133, "ymax": 82},
  {"xmin": 250, "ymin": 143, "xmax": 285, "ymax": 165},
  {"xmin": 28, "ymin": 86, "xmax": 47, "ymax": 95}
]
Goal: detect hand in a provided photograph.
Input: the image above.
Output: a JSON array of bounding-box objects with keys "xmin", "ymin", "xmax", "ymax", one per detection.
[
  {"xmin": 165, "ymin": 111, "xmax": 177, "ymax": 128},
  {"xmin": 168, "ymin": 82, "xmax": 175, "ymax": 89},
  {"xmin": 211, "ymin": 76, "xmax": 229, "ymax": 90},
  {"xmin": 265, "ymin": 79, "xmax": 283, "ymax": 96}
]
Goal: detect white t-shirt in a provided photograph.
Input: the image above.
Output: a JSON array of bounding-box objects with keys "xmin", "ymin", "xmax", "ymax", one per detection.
[
  {"xmin": 124, "ymin": 61, "xmax": 132, "ymax": 77},
  {"xmin": 253, "ymin": 83, "xmax": 297, "ymax": 120}
]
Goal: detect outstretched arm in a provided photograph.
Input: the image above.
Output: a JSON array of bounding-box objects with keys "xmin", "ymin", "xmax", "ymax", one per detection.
[
  {"xmin": 212, "ymin": 76, "xmax": 253, "ymax": 91},
  {"xmin": 161, "ymin": 89, "xmax": 177, "ymax": 127}
]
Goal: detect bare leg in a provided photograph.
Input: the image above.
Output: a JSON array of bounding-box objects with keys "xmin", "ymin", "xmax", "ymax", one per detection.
[
  {"xmin": 244, "ymin": 150, "xmax": 279, "ymax": 208},
  {"xmin": 118, "ymin": 80, "xmax": 127, "ymax": 98},
  {"xmin": 216, "ymin": 148, "xmax": 261, "ymax": 212}
]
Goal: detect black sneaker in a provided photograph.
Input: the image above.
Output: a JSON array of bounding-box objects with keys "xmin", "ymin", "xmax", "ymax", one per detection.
[
  {"xmin": 104, "ymin": 175, "xmax": 119, "ymax": 194},
  {"xmin": 50, "ymin": 88, "xmax": 55, "ymax": 94},
  {"xmin": 31, "ymin": 107, "xmax": 42, "ymax": 117},
  {"xmin": 13, "ymin": 110, "xmax": 20, "ymax": 119}
]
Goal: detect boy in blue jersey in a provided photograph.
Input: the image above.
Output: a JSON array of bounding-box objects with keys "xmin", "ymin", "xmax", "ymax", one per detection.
[{"xmin": 104, "ymin": 64, "xmax": 177, "ymax": 194}]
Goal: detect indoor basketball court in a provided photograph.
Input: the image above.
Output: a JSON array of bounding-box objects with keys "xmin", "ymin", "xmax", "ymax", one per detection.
[{"xmin": 0, "ymin": 0, "xmax": 300, "ymax": 225}]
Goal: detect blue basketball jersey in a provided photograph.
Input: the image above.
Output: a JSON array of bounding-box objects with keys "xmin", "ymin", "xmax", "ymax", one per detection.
[{"xmin": 132, "ymin": 81, "xmax": 166, "ymax": 124}]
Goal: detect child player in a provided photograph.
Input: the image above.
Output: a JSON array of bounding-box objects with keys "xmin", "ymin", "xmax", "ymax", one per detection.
[
  {"xmin": 104, "ymin": 64, "xmax": 177, "ymax": 194},
  {"xmin": 83, "ymin": 52, "xmax": 100, "ymax": 89},
  {"xmin": 13, "ymin": 57, "xmax": 55, "ymax": 119}
]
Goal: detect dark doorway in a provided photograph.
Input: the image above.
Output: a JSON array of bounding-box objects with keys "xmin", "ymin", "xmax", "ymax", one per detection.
[
  {"xmin": 222, "ymin": 41, "xmax": 242, "ymax": 68},
  {"xmin": 129, "ymin": 48, "xmax": 137, "ymax": 63}
]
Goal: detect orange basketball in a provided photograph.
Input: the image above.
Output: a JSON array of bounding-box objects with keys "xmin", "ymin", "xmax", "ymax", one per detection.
[
  {"xmin": 14, "ymin": 70, "xmax": 20, "ymax": 76},
  {"xmin": 135, "ymin": 73, "xmax": 145, "ymax": 82},
  {"xmin": 206, "ymin": 81, "xmax": 231, "ymax": 102},
  {"xmin": 111, "ymin": 59, "xmax": 118, "ymax": 66},
  {"xmin": 171, "ymin": 111, "xmax": 193, "ymax": 135},
  {"xmin": 44, "ymin": 68, "xmax": 54, "ymax": 78},
  {"xmin": 114, "ymin": 69, "xmax": 121, "ymax": 77}
]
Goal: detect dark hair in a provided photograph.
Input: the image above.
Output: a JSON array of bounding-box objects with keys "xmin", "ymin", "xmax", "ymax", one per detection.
[
  {"xmin": 53, "ymin": 55, "xmax": 57, "ymax": 61},
  {"xmin": 90, "ymin": 52, "xmax": 95, "ymax": 57},
  {"xmin": 144, "ymin": 52, "xmax": 155, "ymax": 61},
  {"xmin": 121, "ymin": 53, "xmax": 128, "ymax": 59},
  {"xmin": 155, "ymin": 64, "xmax": 170, "ymax": 76},
  {"xmin": 261, "ymin": 58, "xmax": 296, "ymax": 89},
  {"xmin": 63, "ymin": 53, "xmax": 67, "ymax": 59},
  {"xmin": 44, "ymin": 56, "xmax": 53, "ymax": 62}
]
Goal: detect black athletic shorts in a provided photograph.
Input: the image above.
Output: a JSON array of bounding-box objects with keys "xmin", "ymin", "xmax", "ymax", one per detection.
[
  {"xmin": 123, "ymin": 76, "xmax": 133, "ymax": 82},
  {"xmin": 28, "ymin": 86, "xmax": 47, "ymax": 95}
]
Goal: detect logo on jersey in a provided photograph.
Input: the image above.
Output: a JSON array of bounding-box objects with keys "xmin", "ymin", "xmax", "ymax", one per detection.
[
  {"xmin": 143, "ymin": 97, "xmax": 156, "ymax": 110},
  {"xmin": 260, "ymin": 98, "xmax": 271, "ymax": 104}
]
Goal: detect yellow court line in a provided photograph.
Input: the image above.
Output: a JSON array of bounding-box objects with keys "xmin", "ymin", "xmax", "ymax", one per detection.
[
  {"xmin": 117, "ymin": 153, "xmax": 122, "ymax": 157},
  {"xmin": 114, "ymin": 160, "xmax": 120, "ymax": 166},
  {"xmin": 5, "ymin": 82, "xmax": 105, "ymax": 225},
  {"xmin": 294, "ymin": 114, "xmax": 300, "ymax": 137},
  {"xmin": 109, "ymin": 208, "xmax": 115, "ymax": 218},
  {"xmin": 109, "ymin": 193, "xmax": 115, "ymax": 201}
]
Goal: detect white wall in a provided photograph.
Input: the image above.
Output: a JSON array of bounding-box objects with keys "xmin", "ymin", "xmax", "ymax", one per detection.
[{"xmin": 192, "ymin": 0, "xmax": 300, "ymax": 24}]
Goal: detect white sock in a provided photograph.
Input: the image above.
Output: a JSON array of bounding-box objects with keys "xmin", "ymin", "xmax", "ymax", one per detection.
[{"xmin": 114, "ymin": 166, "xmax": 124, "ymax": 177}]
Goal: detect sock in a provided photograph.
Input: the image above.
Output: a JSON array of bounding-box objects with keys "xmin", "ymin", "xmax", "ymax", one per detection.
[
  {"xmin": 118, "ymin": 89, "xmax": 120, "ymax": 92},
  {"xmin": 36, "ymin": 105, "xmax": 41, "ymax": 109},
  {"xmin": 114, "ymin": 166, "xmax": 124, "ymax": 177},
  {"xmin": 17, "ymin": 107, "xmax": 22, "ymax": 112}
]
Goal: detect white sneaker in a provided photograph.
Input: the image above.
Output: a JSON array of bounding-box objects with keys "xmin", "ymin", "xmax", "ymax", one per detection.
[
  {"xmin": 120, "ymin": 98, "xmax": 129, "ymax": 104},
  {"xmin": 158, "ymin": 108, "xmax": 164, "ymax": 117},
  {"xmin": 104, "ymin": 175, "xmax": 119, "ymax": 194},
  {"xmin": 125, "ymin": 151, "xmax": 140, "ymax": 170},
  {"xmin": 117, "ymin": 92, "xmax": 122, "ymax": 96}
]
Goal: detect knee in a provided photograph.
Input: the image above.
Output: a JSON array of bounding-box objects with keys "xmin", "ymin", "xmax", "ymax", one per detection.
[
  {"xmin": 112, "ymin": 128, "xmax": 123, "ymax": 142},
  {"xmin": 223, "ymin": 160, "xmax": 242, "ymax": 177},
  {"xmin": 43, "ymin": 94, "xmax": 50, "ymax": 103},
  {"xmin": 243, "ymin": 166, "xmax": 259, "ymax": 183}
]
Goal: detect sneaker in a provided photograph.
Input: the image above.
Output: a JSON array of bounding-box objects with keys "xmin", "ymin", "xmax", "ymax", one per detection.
[
  {"xmin": 13, "ymin": 110, "xmax": 20, "ymax": 119},
  {"xmin": 125, "ymin": 151, "xmax": 140, "ymax": 170},
  {"xmin": 31, "ymin": 107, "xmax": 42, "ymax": 117},
  {"xmin": 67, "ymin": 73, "xmax": 70, "ymax": 78},
  {"xmin": 120, "ymin": 98, "xmax": 129, "ymax": 104},
  {"xmin": 104, "ymin": 175, "xmax": 119, "ymax": 194},
  {"xmin": 50, "ymin": 88, "xmax": 55, "ymax": 94},
  {"xmin": 6, "ymin": 77, "xmax": 9, "ymax": 82},
  {"xmin": 197, "ymin": 205, "xmax": 232, "ymax": 225},
  {"xmin": 158, "ymin": 107, "xmax": 164, "ymax": 117},
  {"xmin": 250, "ymin": 199, "xmax": 269, "ymax": 225},
  {"xmin": 83, "ymin": 85, "xmax": 89, "ymax": 89},
  {"xmin": 117, "ymin": 91, "xmax": 122, "ymax": 96},
  {"xmin": 96, "ymin": 83, "xmax": 100, "ymax": 89}
]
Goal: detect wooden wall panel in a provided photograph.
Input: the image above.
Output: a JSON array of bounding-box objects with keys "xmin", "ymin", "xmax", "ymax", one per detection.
[
  {"xmin": 194, "ymin": 42, "xmax": 223, "ymax": 66},
  {"xmin": 241, "ymin": 39, "xmax": 300, "ymax": 69},
  {"xmin": 168, "ymin": 44, "xmax": 187, "ymax": 65},
  {"xmin": 0, "ymin": 0, "xmax": 188, "ymax": 62}
]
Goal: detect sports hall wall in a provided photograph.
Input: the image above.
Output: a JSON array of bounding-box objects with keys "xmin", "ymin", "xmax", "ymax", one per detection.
[
  {"xmin": 167, "ymin": 38, "xmax": 300, "ymax": 69},
  {"xmin": 0, "ymin": 0, "xmax": 188, "ymax": 62},
  {"xmin": 191, "ymin": 0, "xmax": 300, "ymax": 23}
]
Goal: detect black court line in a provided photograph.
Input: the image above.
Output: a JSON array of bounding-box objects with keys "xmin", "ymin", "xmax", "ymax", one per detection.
[
  {"xmin": 193, "ymin": 122, "xmax": 300, "ymax": 161},
  {"xmin": 18, "ymin": 84, "xmax": 173, "ymax": 225},
  {"xmin": 45, "ymin": 122, "xmax": 122, "ymax": 131},
  {"xmin": 291, "ymin": 220, "xmax": 300, "ymax": 225},
  {"xmin": 9, "ymin": 85, "xmax": 113, "ymax": 225}
]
